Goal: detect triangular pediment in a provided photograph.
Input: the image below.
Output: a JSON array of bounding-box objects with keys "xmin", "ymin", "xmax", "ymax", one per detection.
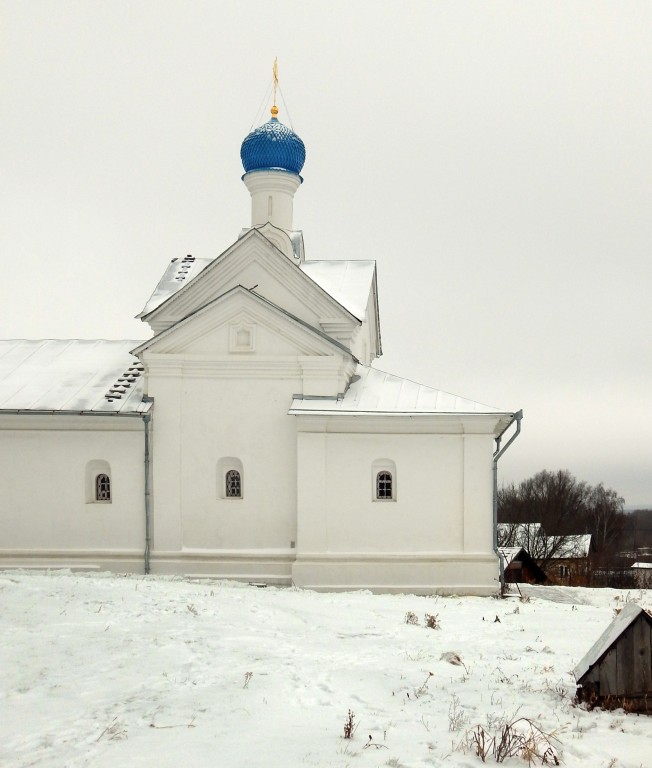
[
  {"xmin": 142, "ymin": 230, "xmax": 360, "ymax": 340},
  {"xmin": 134, "ymin": 287, "xmax": 356, "ymax": 396},
  {"xmin": 133, "ymin": 286, "xmax": 353, "ymax": 359}
]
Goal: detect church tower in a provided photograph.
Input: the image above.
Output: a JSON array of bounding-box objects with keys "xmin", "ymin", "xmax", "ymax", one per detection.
[{"xmin": 239, "ymin": 64, "xmax": 306, "ymax": 262}]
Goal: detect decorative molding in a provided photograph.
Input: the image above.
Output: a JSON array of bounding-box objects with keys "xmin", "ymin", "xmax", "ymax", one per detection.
[
  {"xmin": 144, "ymin": 231, "xmax": 360, "ymax": 335},
  {"xmin": 138, "ymin": 289, "xmax": 354, "ymax": 362},
  {"xmin": 229, "ymin": 321, "xmax": 256, "ymax": 353},
  {"xmin": 293, "ymin": 414, "xmax": 504, "ymax": 435}
]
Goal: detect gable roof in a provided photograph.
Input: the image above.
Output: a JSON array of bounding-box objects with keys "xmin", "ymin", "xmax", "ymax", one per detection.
[
  {"xmin": 138, "ymin": 254, "xmax": 212, "ymax": 318},
  {"xmin": 300, "ymin": 260, "xmax": 376, "ymax": 321},
  {"xmin": 289, "ymin": 364, "xmax": 512, "ymax": 417},
  {"xmin": 132, "ymin": 285, "xmax": 355, "ymax": 358},
  {"xmin": 138, "ymin": 230, "xmax": 363, "ymax": 326},
  {"xmin": 573, "ymin": 602, "xmax": 652, "ymax": 682},
  {"xmin": 497, "ymin": 523, "xmax": 542, "ymax": 547},
  {"xmin": 0, "ymin": 340, "xmax": 149, "ymax": 415},
  {"xmin": 498, "ymin": 547, "xmax": 526, "ymax": 566},
  {"xmin": 549, "ymin": 534, "xmax": 592, "ymax": 558}
]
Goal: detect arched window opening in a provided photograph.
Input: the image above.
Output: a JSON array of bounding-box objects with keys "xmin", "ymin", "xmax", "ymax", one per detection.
[
  {"xmin": 95, "ymin": 473, "xmax": 111, "ymax": 501},
  {"xmin": 85, "ymin": 460, "xmax": 111, "ymax": 504},
  {"xmin": 217, "ymin": 457, "xmax": 244, "ymax": 500},
  {"xmin": 372, "ymin": 459, "xmax": 397, "ymax": 502},
  {"xmin": 225, "ymin": 469, "xmax": 242, "ymax": 498},
  {"xmin": 376, "ymin": 471, "xmax": 393, "ymax": 500}
]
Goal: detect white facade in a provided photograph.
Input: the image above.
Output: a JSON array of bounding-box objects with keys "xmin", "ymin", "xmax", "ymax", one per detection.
[{"xmin": 0, "ymin": 109, "xmax": 519, "ymax": 595}]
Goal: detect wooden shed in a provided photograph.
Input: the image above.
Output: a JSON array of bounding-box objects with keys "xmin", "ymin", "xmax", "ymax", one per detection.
[
  {"xmin": 574, "ymin": 602, "xmax": 652, "ymax": 712},
  {"xmin": 499, "ymin": 547, "xmax": 547, "ymax": 585}
]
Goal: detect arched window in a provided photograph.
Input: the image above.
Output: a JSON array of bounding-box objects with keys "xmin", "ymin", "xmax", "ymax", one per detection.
[
  {"xmin": 225, "ymin": 469, "xmax": 242, "ymax": 498},
  {"xmin": 372, "ymin": 459, "xmax": 397, "ymax": 501},
  {"xmin": 95, "ymin": 473, "xmax": 111, "ymax": 501},
  {"xmin": 217, "ymin": 457, "xmax": 244, "ymax": 500},
  {"xmin": 376, "ymin": 471, "xmax": 393, "ymax": 500},
  {"xmin": 85, "ymin": 459, "xmax": 112, "ymax": 504}
]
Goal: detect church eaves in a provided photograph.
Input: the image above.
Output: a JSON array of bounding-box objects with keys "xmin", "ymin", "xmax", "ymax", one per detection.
[{"xmin": 0, "ymin": 340, "xmax": 149, "ymax": 414}]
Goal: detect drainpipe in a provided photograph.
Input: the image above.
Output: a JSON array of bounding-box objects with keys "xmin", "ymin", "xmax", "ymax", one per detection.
[
  {"xmin": 143, "ymin": 405, "xmax": 153, "ymax": 575},
  {"xmin": 493, "ymin": 410, "xmax": 523, "ymax": 592}
]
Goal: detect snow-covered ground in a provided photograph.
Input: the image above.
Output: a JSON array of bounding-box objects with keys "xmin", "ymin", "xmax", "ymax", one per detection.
[{"xmin": 2, "ymin": 571, "xmax": 651, "ymax": 767}]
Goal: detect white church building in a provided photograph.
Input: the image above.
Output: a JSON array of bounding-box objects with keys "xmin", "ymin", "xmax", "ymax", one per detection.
[{"xmin": 0, "ymin": 102, "xmax": 521, "ymax": 595}]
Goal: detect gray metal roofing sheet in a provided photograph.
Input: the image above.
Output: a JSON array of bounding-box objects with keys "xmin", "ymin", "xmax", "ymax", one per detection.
[
  {"xmin": 0, "ymin": 340, "xmax": 148, "ymax": 414},
  {"xmin": 289, "ymin": 364, "xmax": 509, "ymax": 415},
  {"xmin": 299, "ymin": 260, "xmax": 375, "ymax": 321},
  {"xmin": 138, "ymin": 249, "xmax": 375, "ymax": 324}
]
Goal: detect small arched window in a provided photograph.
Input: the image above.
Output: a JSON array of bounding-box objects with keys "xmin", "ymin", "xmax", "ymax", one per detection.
[
  {"xmin": 85, "ymin": 459, "xmax": 112, "ymax": 504},
  {"xmin": 376, "ymin": 471, "xmax": 393, "ymax": 500},
  {"xmin": 95, "ymin": 473, "xmax": 111, "ymax": 501},
  {"xmin": 225, "ymin": 469, "xmax": 242, "ymax": 498},
  {"xmin": 372, "ymin": 459, "xmax": 396, "ymax": 501},
  {"xmin": 217, "ymin": 457, "xmax": 244, "ymax": 500}
]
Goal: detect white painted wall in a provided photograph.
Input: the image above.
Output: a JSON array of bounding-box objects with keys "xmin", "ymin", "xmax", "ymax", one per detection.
[
  {"xmin": 0, "ymin": 415, "xmax": 145, "ymax": 571},
  {"xmin": 292, "ymin": 415, "xmax": 500, "ymax": 595},
  {"xmin": 243, "ymin": 170, "xmax": 301, "ymax": 232}
]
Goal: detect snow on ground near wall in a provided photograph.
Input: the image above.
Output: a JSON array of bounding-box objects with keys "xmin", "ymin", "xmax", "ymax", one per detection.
[{"xmin": 1, "ymin": 572, "xmax": 651, "ymax": 768}]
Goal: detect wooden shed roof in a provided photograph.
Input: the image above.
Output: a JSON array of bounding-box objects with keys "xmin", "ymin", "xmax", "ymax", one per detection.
[{"xmin": 573, "ymin": 602, "xmax": 652, "ymax": 682}]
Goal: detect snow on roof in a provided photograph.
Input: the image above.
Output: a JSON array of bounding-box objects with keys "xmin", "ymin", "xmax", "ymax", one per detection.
[
  {"xmin": 497, "ymin": 523, "xmax": 542, "ymax": 547},
  {"xmin": 0, "ymin": 340, "xmax": 149, "ymax": 414},
  {"xmin": 289, "ymin": 364, "xmax": 511, "ymax": 417},
  {"xmin": 299, "ymin": 260, "xmax": 375, "ymax": 321},
  {"xmin": 139, "ymin": 254, "xmax": 375, "ymax": 323},
  {"xmin": 132, "ymin": 286, "xmax": 354, "ymax": 359},
  {"xmin": 549, "ymin": 534, "xmax": 592, "ymax": 559},
  {"xmin": 573, "ymin": 602, "xmax": 652, "ymax": 682},
  {"xmin": 632, "ymin": 562, "xmax": 652, "ymax": 569},
  {"xmin": 138, "ymin": 255, "xmax": 212, "ymax": 318},
  {"xmin": 498, "ymin": 547, "xmax": 525, "ymax": 566}
]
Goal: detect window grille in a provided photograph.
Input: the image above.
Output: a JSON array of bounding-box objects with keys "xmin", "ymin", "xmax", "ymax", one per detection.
[
  {"xmin": 376, "ymin": 471, "xmax": 393, "ymax": 500},
  {"xmin": 225, "ymin": 469, "xmax": 242, "ymax": 498},
  {"xmin": 95, "ymin": 473, "xmax": 111, "ymax": 501}
]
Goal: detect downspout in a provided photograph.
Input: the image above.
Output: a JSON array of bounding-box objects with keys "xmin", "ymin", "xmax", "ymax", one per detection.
[
  {"xmin": 493, "ymin": 409, "xmax": 523, "ymax": 592},
  {"xmin": 143, "ymin": 405, "xmax": 153, "ymax": 575}
]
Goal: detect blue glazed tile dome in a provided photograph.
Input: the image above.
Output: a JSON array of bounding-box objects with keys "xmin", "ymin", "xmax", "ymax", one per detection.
[{"xmin": 240, "ymin": 118, "xmax": 306, "ymax": 176}]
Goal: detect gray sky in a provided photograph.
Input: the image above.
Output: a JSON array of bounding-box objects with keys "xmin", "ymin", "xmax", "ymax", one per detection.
[{"xmin": 2, "ymin": 2, "xmax": 651, "ymax": 506}]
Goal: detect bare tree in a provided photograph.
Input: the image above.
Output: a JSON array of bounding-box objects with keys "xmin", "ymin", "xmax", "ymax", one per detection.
[
  {"xmin": 497, "ymin": 470, "xmax": 626, "ymax": 571},
  {"xmin": 586, "ymin": 483, "xmax": 625, "ymax": 554}
]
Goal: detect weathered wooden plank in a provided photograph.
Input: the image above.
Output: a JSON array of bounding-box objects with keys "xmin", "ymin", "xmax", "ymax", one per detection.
[
  {"xmin": 617, "ymin": 623, "xmax": 636, "ymax": 696},
  {"xmin": 632, "ymin": 615, "xmax": 652, "ymax": 695},
  {"xmin": 600, "ymin": 647, "xmax": 618, "ymax": 696},
  {"xmin": 585, "ymin": 666, "xmax": 600, "ymax": 685}
]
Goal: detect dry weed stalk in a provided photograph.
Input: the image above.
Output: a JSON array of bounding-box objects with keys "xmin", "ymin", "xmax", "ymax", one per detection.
[
  {"xmin": 343, "ymin": 709, "xmax": 356, "ymax": 739},
  {"xmin": 459, "ymin": 717, "xmax": 560, "ymax": 764}
]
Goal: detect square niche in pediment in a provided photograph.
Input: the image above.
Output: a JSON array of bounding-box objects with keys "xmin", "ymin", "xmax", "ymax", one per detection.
[{"xmin": 229, "ymin": 321, "xmax": 256, "ymax": 353}]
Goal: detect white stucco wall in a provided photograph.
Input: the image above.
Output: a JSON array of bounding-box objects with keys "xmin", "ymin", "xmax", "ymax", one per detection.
[
  {"xmin": 145, "ymin": 372, "xmax": 302, "ymax": 581},
  {"xmin": 292, "ymin": 415, "xmax": 500, "ymax": 595},
  {"xmin": 0, "ymin": 414, "xmax": 146, "ymax": 571}
]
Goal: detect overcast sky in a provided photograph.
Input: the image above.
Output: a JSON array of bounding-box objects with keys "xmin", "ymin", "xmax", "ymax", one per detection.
[{"xmin": 2, "ymin": 2, "xmax": 651, "ymax": 506}]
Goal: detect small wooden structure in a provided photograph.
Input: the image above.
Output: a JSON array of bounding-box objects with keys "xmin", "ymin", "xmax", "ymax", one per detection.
[
  {"xmin": 574, "ymin": 603, "xmax": 652, "ymax": 712},
  {"xmin": 499, "ymin": 547, "xmax": 547, "ymax": 585}
]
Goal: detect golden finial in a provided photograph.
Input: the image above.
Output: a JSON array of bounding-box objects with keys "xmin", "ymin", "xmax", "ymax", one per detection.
[{"xmin": 271, "ymin": 57, "xmax": 279, "ymax": 118}]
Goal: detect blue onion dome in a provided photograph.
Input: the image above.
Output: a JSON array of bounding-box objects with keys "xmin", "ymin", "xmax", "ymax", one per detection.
[{"xmin": 241, "ymin": 107, "xmax": 306, "ymax": 177}]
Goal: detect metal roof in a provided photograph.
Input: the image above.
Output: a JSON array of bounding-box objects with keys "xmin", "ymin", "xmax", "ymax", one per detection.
[
  {"xmin": 241, "ymin": 117, "xmax": 306, "ymax": 176},
  {"xmin": 138, "ymin": 254, "xmax": 212, "ymax": 318},
  {"xmin": 289, "ymin": 364, "xmax": 510, "ymax": 416},
  {"xmin": 139, "ymin": 251, "xmax": 376, "ymax": 324},
  {"xmin": 0, "ymin": 340, "xmax": 149, "ymax": 415},
  {"xmin": 300, "ymin": 260, "xmax": 376, "ymax": 321}
]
